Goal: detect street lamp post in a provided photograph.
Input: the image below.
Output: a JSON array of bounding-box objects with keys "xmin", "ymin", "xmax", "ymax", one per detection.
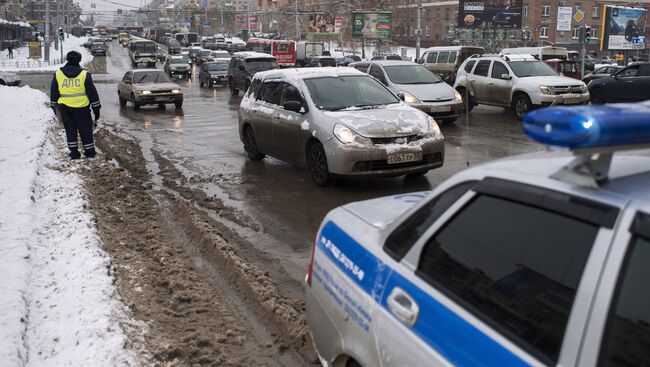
[{"xmin": 416, "ymin": 2, "xmax": 422, "ymax": 60}]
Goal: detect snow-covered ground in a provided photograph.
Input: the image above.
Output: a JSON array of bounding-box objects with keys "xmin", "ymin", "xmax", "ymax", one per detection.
[
  {"xmin": 0, "ymin": 35, "xmax": 93, "ymax": 72},
  {"xmin": 0, "ymin": 85, "xmax": 137, "ymax": 366}
]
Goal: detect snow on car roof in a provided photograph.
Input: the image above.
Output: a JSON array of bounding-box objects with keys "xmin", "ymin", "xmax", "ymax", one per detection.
[
  {"xmin": 232, "ymin": 51, "xmax": 275, "ymax": 59},
  {"xmin": 366, "ymin": 60, "xmax": 419, "ymax": 66},
  {"xmin": 253, "ymin": 67, "xmax": 364, "ymax": 82}
]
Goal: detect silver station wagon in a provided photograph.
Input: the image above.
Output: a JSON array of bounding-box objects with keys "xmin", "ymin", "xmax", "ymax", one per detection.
[{"xmin": 237, "ymin": 68, "xmax": 445, "ymax": 186}]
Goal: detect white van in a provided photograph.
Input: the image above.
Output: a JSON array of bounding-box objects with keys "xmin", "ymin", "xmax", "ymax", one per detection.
[
  {"xmin": 418, "ymin": 46, "xmax": 485, "ymax": 83},
  {"xmin": 500, "ymin": 46, "xmax": 568, "ymax": 61}
]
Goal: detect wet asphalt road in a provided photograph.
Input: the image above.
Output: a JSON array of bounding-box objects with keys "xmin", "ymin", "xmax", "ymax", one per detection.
[{"xmin": 22, "ymin": 41, "xmax": 543, "ymax": 283}]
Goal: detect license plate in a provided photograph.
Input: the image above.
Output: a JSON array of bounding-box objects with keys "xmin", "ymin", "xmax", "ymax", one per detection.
[
  {"xmin": 430, "ymin": 105, "xmax": 451, "ymax": 113},
  {"xmin": 387, "ymin": 152, "xmax": 423, "ymax": 164},
  {"xmin": 564, "ymin": 98, "xmax": 581, "ymax": 104}
]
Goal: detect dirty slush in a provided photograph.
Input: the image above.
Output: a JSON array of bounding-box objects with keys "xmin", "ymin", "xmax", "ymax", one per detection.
[{"xmin": 80, "ymin": 128, "xmax": 315, "ymax": 366}]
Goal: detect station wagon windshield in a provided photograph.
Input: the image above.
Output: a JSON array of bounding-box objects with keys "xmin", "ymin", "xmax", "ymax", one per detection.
[
  {"xmin": 384, "ymin": 65, "xmax": 442, "ymax": 84},
  {"xmin": 305, "ymin": 75, "xmax": 400, "ymax": 111},
  {"xmin": 508, "ymin": 60, "xmax": 557, "ymax": 77},
  {"xmin": 134, "ymin": 71, "xmax": 171, "ymax": 84}
]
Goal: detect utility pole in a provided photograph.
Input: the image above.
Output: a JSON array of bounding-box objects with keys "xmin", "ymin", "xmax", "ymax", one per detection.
[
  {"xmin": 220, "ymin": 1, "xmax": 224, "ymax": 34},
  {"xmin": 45, "ymin": 0, "xmax": 50, "ymax": 62},
  {"xmin": 416, "ymin": 2, "xmax": 422, "ymax": 60},
  {"xmin": 294, "ymin": 0, "xmax": 299, "ymax": 40},
  {"xmin": 54, "ymin": 0, "xmax": 59, "ymax": 50}
]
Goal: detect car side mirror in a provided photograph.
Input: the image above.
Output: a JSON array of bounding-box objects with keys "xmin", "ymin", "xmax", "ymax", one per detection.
[
  {"xmin": 501, "ymin": 73, "xmax": 512, "ymax": 80},
  {"xmin": 283, "ymin": 101, "xmax": 303, "ymax": 113},
  {"xmin": 398, "ymin": 93, "xmax": 405, "ymax": 101}
]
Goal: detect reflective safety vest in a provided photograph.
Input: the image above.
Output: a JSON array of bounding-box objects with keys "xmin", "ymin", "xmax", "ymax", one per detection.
[{"xmin": 55, "ymin": 69, "xmax": 90, "ymax": 108}]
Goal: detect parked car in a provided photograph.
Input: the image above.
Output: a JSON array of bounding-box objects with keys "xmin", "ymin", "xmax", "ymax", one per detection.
[
  {"xmin": 371, "ymin": 54, "xmax": 403, "ymax": 61},
  {"xmin": 306, "ymin": 101, "xmax": 650, "ymax": 367},
  {"xmin": 582, "ymin": 65, "xmax": 623, "ymax": 84},
  {"xmin": 351, "ymin": 61, "xmax": 463, "ymax": 124},
  {"xmin": 454, "ymin": 54, "xmax": 589, "ymax": 120},
  {"xmin": 227, "ymin": 52, "xmax": 279, "ymax": 95},
  {"xmin": 117, "ymin": 69, "xmax": 183, "ymax": 110},
  {"xmin": 90, "ymin": 42, "xmax": 108, "ymax": 56},
  {"xmin": 588, "ymin": 62, "xmax": 650, "ymax": 104},
  {"xmin": 167, "ymin": 39, "xmax": 182, "ymax": 55},
  {"xmin": 0, "ymin": 71, "xmax": 21, "ymax": 86},
  {"xmin": 163, "ymin": 56, "xmax": 192, "ymax": 78},
  {"xmin": 199, "ymin": 61, "xmax": 229, "ymax": 87},
  {"xmin": 238, "ymin": 68, "xmax": 444, "ymax": 186},
  {"xmin": 545, "ymin": 59, "xmax": 580, "ymax": 79},
  {"xmin": 336, "ymin": 54, "xmax": 362, "ymax": 66},
  {"xmin": 305, "ymin": 56, "xmax": 337, "ymax": 67}
]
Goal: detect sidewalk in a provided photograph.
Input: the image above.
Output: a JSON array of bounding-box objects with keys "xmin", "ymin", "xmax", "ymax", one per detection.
[
  {"xmin": 0, "ymin": 35, "xmax": 93, "ymax": 72},
  {"xmin": 0, "ymin": 85, "xmax": 138, "ymax": 366}
]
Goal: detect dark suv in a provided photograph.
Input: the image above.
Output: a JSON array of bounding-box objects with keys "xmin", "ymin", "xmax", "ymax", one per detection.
[
  {"xmin": 588, "ymin": 62, "xmax": 650, "ymax": 104},
  {"xmin": 227, "ymin": 52, "xmax": 279, "ymax": 95}
]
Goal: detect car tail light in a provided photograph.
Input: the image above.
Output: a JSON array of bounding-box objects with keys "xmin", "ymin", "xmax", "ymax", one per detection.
[{"xmin": 306, "ymin": 237, "xmax": 317, "ymax": 287}]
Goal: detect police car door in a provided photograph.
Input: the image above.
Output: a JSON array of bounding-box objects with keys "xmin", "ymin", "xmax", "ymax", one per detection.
[{"xmin": 375, "ymin": 178, "xmax": 617, "ymax": 367}]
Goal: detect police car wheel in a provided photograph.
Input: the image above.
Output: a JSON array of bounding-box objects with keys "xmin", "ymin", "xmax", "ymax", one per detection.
[
  {"xmin": 307, "ymin": 142, "xmax": 331, "ymax": 187},
  {"xmin": 513, "ymin": 93, "xmax": 531, "ymax": 120}
]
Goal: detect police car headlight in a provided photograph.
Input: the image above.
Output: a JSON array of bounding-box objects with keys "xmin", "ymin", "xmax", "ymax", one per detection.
[
  {"xmin": 453, "ymin": 90, "xmax": 463, "ymax": 102},
  {"xmin": 426, "ymin": 116, "xmax": 442, "ymax": 138},
  {"xmin": 398, "ymin": 91, "xmax": 421, "ymax": 104},
  {"xmin": 333, "ymin": 124, "xmax": 371, "ymax": 146},
  {"xmin": 139, "ymin": 90, "xmax": 152, "ymax": 95},
  {"xmin": 171, "ymin": 89, "xmax": 181, "ymax": 94},
  {"xmin": 540, "ymin": 85, "xmax": 556, "ymax": 95}
]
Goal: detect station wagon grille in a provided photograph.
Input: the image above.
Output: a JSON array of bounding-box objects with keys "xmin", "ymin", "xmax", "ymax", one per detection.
[{"xmin": 370, "ymin": 135, "xmax": 423, "ymax": 145}]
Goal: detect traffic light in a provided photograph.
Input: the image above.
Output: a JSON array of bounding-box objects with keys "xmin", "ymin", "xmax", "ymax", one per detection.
[
  {"xmin": 58, "ymin": 28, "xmax": 64, "ymax": 41},
  {"xmin": 578, "ymin": 26, "xmax": 585, "ymax": 44},
  {"xmin": 584, "ymin": 26, "xmax": 591, "ymax": 44}
]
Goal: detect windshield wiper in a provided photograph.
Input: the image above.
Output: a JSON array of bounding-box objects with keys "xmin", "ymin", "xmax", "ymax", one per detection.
[
  {"xmin": 323, "ymin": 105, "xmax": 349, "ymax": 111},
  {"xmin": 352, "ymin": 104, "xmax": 383, "ymax": 109}
]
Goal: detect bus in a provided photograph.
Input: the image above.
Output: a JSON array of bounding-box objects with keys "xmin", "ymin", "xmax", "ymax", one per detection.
[
  {"xmin": 246, "ymin": 38, "xmax": 295, "ymax": 67},
  {"xmin": 499, "ymin": 46, "xmax": 568, "ymax": 61}
]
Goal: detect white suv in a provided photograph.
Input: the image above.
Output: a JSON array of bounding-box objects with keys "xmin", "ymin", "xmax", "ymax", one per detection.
[{"xmin": 454, "ymin": 54, "xmax": 589, "ymax": 119}]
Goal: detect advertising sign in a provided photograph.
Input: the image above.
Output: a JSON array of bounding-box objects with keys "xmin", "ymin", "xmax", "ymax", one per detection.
[
  {"xmin": 28, "ymin": 41, "xmax": 42, "ymax": 59},
  {"xmin": 601, "ymin": 6, "xmax": 647, "ymax": 50},
  {"xmin": 235, "ymin": 15, "xmax": 259, "ymax": 31},
  {"xmin": 351, "ymin": 12, "xmax": 392, "ymax": 39},
  {"xmin": 458, "ymin": 0, "xmax": 523, "ymax": 28},
  {"xmin": 556, "ymin": 7, "xmax": 573, "ymax": 31},
  {"xmin": 308, "ymin": 13, "xmax": 339, "ymax": 35}
]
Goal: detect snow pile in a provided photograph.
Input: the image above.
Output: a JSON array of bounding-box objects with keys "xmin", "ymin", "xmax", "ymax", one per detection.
[
  {"xmin": 0, "ymin": 36, "xmax": 94, "ymax": 72},
  {"xmin": 0, "ymin": 85, "xmax": 136, "ymax": 366}
]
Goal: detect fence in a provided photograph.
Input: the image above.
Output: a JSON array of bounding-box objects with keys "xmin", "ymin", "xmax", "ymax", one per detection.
[{"xmin": 0, "ymin": 58, "xmax": 63, "ymax": 69}]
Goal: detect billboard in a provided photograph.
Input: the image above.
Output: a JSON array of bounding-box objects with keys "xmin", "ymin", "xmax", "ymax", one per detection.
[
  {"xmin": 308, "ymin": 14, "xmax": 342, "ymax": 35},
  {"xmin": 235, "ymin": 15, "xmax": 259, "ymax": 31},
  {"xmin": 458, "ymin": 0, "xmax": 523, "ymax": 28},
  {"xmin": 351, "ymin": 12, "xmax": 392, "ymax": 39},
  {"xmin": 556, "ymin": 7, "xmax": 572, "ymax": 31},
  {"xmin": 28, "ymin": 41, "xmax": 42, "ymax": 59},
  {"xmin": 601, "ymin": 6, "xmax": 647, "ymax": 50}
]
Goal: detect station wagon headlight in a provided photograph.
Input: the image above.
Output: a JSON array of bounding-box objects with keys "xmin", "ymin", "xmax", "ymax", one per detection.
[
  {"xmin": 398, "ymin": 91, "xmax": 421, "ymax": 104},
  {"xmin": 453, "ymin": 90, "xmax": 463, "ymax": 102},
  {"xmin": 139, "ymin": 90, "xmax": 152, "ymax": 95},
  {"xmin": 171, "ymin": 89, "xmax": 181, "ymax": 94},
  {"xmin": 333, "ymin": 124, "xmax": 371, "ymax": 146},
  {"xmin": 540, "ymin": 85, "xmax": 556, "ymax": 95},
  {"xmin": 426, "ymin": 116, "xmax": 442, "ymax": 138}
]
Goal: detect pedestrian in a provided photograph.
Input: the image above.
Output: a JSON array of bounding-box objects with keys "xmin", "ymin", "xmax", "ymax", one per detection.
[
  {"xmin": 7, "ymin": 44, "xmax": 13, "ymax": 59},
  {"xmin": 50, "ymin": 50, "xmax": 101, "ymax": 159}
]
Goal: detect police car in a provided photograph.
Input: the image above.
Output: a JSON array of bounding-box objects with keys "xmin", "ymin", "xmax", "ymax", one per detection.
[{"xmin": 305, "ymin": 102, "xmax": 650, "ymax": 367}]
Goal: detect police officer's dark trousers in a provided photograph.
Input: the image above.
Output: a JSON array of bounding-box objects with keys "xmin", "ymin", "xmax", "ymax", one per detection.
[{"xmin": 60, "ymin": 105, "xmax": 96, "ymax": 159}]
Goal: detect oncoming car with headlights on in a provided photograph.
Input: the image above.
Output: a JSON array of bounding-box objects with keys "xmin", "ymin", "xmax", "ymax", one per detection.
[
  {"xmin": 118, "ymin": 69, "xmax": 184, "ymax": 110},
  {"xmin": 237, "ymin": 68, "xmax": 444, "ymax": 186},
  {"xmin": 306, "ymin": 102, "xmax": 650, "ymax": 366}
]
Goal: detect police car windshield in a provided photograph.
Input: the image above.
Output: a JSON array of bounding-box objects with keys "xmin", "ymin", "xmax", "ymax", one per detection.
[
  {"xmin": 133, "ymin": 71, "xmax": 171, "ymax": 84},
  {"xmin": 508, "ymin": 60, "xmax": 558, "ymax": 77},
  {"xmin": 305, "ymin": 75, "xmax": 400, "ymax": 111},
  {"xmin": 384, "ymin": 65, "xmax": 442, "ymax": 84}
]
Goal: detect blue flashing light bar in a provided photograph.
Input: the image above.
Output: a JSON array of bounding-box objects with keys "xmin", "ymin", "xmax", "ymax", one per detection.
[{"xmin": 523, "ymin": 102, "xmax": 650, "ymax": 149}]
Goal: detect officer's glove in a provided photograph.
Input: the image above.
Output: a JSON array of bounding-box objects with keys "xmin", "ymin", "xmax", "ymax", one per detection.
[{"xmin": 92, "ymin": 107, "xmax": 100, "ymax": 121}]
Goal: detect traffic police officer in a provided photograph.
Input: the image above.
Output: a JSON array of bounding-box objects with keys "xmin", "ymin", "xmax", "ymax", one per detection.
[{"xmin": 50, "ymin": 50, "xmax": 101, "ymax": 159}]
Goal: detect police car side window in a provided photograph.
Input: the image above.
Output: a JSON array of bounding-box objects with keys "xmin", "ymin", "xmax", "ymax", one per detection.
[
  {"xmin": 384, "ymin": 181, "xmax": 477, "ymax": 261},
  {"xmin": 417, "ymin": 194, "xmax": 599, "ymax": 364},
  {"xmin": 599, "ymin": 213, "xmax": 650, "ymax": 366}
]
